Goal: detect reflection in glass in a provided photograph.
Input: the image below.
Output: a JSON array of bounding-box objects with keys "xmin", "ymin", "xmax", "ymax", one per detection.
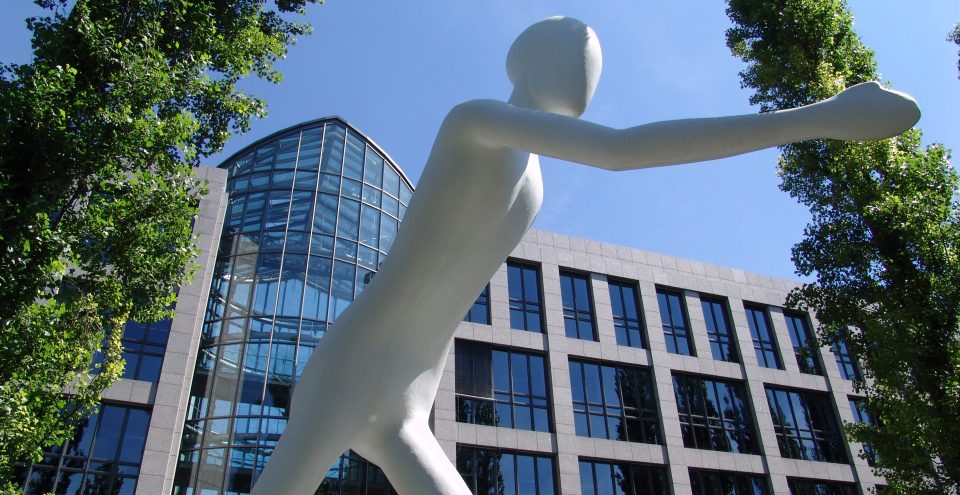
[
  {"xmin": 746, "ymin": 306, "xmax": 782, "ymax": 369},
  {"xmin": 560, "ymin": 271, "xmax": 596, "ymax": 341},
  {"xmin": 457, "ymin": 446, "xmax": 556, "ymax": 495},
  {"xmin": 182, "ymin": 119, "xmax": 412, "ymax": 494},
  {"xmin": 609, "ymin": 280, "xmax": 645, "ymax": 348},
  {"xmin": 657, "ymin": 290, "xmax": 694, "ymax": 356},
  {"xmin": 579, "ymin": 459, "xmax": 669, "ymax": 495},
  {"xmin": 455, "ymin": 341, "xmax": 550, "ymax": 432},
  {"xmin": 569, "ymin": 360, "xmax": 660, "ymax": 444},
  {"xmin": 673, "ymin": 374, "xmax": 758, "ymax": 454},
  {"xmin": 507, "ymin": 262, "xmax": 543, "ymax": 332}
]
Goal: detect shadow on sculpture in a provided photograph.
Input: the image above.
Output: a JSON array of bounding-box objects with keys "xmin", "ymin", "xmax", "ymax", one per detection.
[{"xmin": 251, "ymin": 16, "xmax": 919, "ymax": 495}]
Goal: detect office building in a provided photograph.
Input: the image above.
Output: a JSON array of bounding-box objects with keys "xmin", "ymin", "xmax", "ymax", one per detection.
[{"xmin": 14, "ymin": 118, "xmax": 882, "ymax": 494}]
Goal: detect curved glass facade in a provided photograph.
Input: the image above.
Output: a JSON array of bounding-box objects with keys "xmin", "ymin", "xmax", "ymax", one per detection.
[{"xmin": 175, "ymin": 118, "xmax": 413, "ymax": 495}]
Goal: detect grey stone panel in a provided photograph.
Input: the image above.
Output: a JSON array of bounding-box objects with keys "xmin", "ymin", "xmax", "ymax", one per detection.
[{"xmin": 437, "ymin": 228, "xmax": 878, "ymax": 494}]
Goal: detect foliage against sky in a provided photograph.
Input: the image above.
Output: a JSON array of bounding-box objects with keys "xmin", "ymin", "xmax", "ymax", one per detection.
[
  {"xmin": 0, "ymin": 0, "xmax": 319, "ymax": 489},
  {"xmin": 727, "ymin": 0, "xmax": 960, "ymax": 492}
]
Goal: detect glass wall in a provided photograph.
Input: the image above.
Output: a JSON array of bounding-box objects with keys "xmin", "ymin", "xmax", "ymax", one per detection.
[
  {"xmin": 15, "ymin": 404, "xmax": 151, "ymax": 495},
  {"xmin": 175, "ymin": 119, "xmax": 413, "ymax": 495}
]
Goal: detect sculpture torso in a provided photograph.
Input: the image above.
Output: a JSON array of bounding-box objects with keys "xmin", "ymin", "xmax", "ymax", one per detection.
[{"xmin": 296, "ymin": 101, "xmax": 544, "ymax": 438}]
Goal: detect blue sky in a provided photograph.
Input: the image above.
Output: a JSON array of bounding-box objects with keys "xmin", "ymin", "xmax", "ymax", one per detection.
[{"xmin": 2, "ymin": 1, "xmax": 958, "ymax": 281}]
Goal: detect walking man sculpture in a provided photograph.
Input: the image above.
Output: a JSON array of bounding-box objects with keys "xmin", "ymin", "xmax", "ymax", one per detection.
[{"xmin": 252, "ymin": 16, "xmax": 920, "ymax": 495}]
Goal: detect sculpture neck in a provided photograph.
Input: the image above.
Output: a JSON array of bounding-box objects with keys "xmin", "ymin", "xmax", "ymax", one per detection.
[{"xmin": 508, "ymin": 85, "xmax": 539, "ymax": 111}]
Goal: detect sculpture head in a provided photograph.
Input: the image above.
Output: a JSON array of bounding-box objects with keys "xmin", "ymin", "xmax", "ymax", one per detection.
[{"xmin": 507, "ymin": 17, "xmax": 602, "ymax": 117}]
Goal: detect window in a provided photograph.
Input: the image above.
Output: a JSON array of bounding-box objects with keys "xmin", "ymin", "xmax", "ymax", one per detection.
[
  {"xmin": 560, "ymin": 271, "xmax": 596, "ymax": 340},
  {"xmin": 673, "ymin": 374, "xmax": 758, "ymax": 454},
  {"xmin": 745, "ymin": 306, "xmax": 782, "ymax": 369},
  {"xmin": 849, "ymin": 398, "xmax": 877, "ymax": 466},
  {"xmin": 455, "ymin": 341, "xmax": 551, "ymax": 432},
  {"xmin": 579, "ymin": 459, "xmax": 669, "ymax": 495},
  {"xmin": 787, "ymin": 479, "xmax": 857, "ymax": 495},
  {"xmin": 701, "ymin": 298, "xmax": 737, "ymax": 362},
  {"xmin": 463, "ymin": 284, "xmax": 491, "ymax": 325},
  {"xmin": 508, "ymin": 262, "xmax": 544, "ymax": 332},
  {"xmin": 16, "ymin": 404, "xmax": 150, "ymax": 495},
  {"xmin": 785, "ymin": 313, "xmax": 822, "ymax": 375},
  {"xmin": 657, "ymin": 289, "xmax": 694, "ymax": 356},
  {"xmin": 316, "ymin": 451, "xmax": 397, "ymax": 495},
  {"xmin": 94, "ymin": 318, "xmax": 171, "ymax": 383},
  {"xmin": 456, "ymin": 445, "xmax": 555, "ymax": 495},
  {"xmin": 569, "ymin": 359, "xmax": 660, "ymax": 444},
  {"xmin": 765, "ymin": 387, "xmax": 847, "ymax": 463},
  {"xmin": 832, "ymin": 339, "xmax": 861, "ymax": 381},
  {"xmin": 608, "ymin": 279, "xmax": 645, "ymax": 348},
  {"xmin": 689, "ymin": 469, "xmax": 770, "ymax": 495}
]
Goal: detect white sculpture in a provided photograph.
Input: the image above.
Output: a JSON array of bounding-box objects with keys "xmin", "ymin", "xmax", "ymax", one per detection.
[{"xmin": 251, "ymin": 16, "xmax": 919, "ymax": 495}]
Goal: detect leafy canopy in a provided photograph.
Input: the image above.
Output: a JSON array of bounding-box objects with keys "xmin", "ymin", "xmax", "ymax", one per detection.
[
  {"xmin": 0, "ymin": 0, "xmax": 319, "ymax": 489},
  {"xmin": 727, "ymin": 1, "xmax": 960, "ymax": 493}
]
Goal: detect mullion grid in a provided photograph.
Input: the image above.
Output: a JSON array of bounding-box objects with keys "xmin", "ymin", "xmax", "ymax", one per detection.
[
  {"xmin": 317, "ymin": 452, "xmax": 398, "ymax": 495},
  {"xmin": 508, "ymin": 262, "xmax": 544, "ymax": 332},
  {"xmin": 832, "ymin": 340, "xmax": 862, "ymax": 381},
  {"xmin": 579, "ymin": 459, "xmax": 669, "ymax": 495},
  {"xmin": 745, "ymin": 306, "xmax": 782, "ymax": 369},
  {"xmin": 232, "ymin": 129, "xmax": 304, "ymax": 491},
  {"xmin": 456, "ymin": 345, "xmax": 550, "ymax": 432},
  {"xmin": 17, "ymin": 405, "xmax": 146, "ymax": 494},
  {"xmin": 120, "ymin": 319, "xmax": 171, "ymax": 382},
  {"xmin": 787, "ymin": 478, "xmax": 858, "ymax": 495},
  {"xmin": 784, "ymin": 313, "xmax": 822, "ymax": 375},
  {"xmin": 457, "ymin": 446, "xmax": 555, "ymax": 495},
  {"xmin": 570, "ymin": 360, "xmax": 660, "ymax": 444},
  {"xmin": 689, "ymin": 469, "xmax": 770, "ymax": 495},
  {"xmin": 463, "ymin": 284, "xmax": 491, "ymax": 324},
  {"xmin": 495, "ymin": 350, "xmax": 550, "ymax": 432},
  {"xmin": 657, "ymin": 289, "xmax": 694, "ymax": 356},
  {"xmin": 186, "ymin": 121, "xmax": 404, "ymax": 493},
  {"xmin": 608, "ymin": 279, "xmax": 646, "ymax": 348},
  {"xmin": 560, "ymin": 271, "xmax": 596, "ymax": 341},
  {"xmin": 848, "ymin": 398, "xmax": 877, "ymax": 466},
  {"xmin": 673, "ymin": 375, "xmax": 757, "ymax": 454},
  {"xmin": 700, "ymin": 298, "xmax": 737, "ymax": 362},
  {"xmin": 765, "ymin": 388, "xmax": 846, "ymax": 463}
]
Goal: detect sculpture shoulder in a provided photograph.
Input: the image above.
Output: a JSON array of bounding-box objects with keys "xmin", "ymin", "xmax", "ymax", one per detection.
[
  {"xmin": 443, "ymin": 99, "xmax": 513, "ymax": 129},
  {"xmin": 439, "ymin": 99, "xmax": 520, "ymax": 148}
]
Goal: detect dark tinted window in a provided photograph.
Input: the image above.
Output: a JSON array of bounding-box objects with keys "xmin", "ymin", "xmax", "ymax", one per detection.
[
  {"xmin": 457, "ymin": 446, "xmax": 556, "ymax": 495},
  {"xmin": 657, "ymin": 290, "xmax": 694, "ymax": 356},
  {"xmin": 456, "ymin": 341, "xmax": 551, "ymax": 432},
  {"xmin": 609, "ymin": 280, "xmax": 645, "ymax": 348},
  {"xmin": 508, "ymin": 262, "xmax": 543, "ymax": 333},
  {"xmin": 16, "ymin": 404, "xmax": 150, "ymax": 494},
  {"xmin": 561, "ymin": 271, "xmax": 596, "ymax": 341},
  {"xmin": 569, "ymin": 359, "xmax": 660, "ymax": 444},
  {"xmin": 785, "ymin": 313, "xmax": 822, "ymax": 375},
  {"xmin": 787, "ymin": 478, "xmax": 857, "ymax": 495},
  {"xmin": 745, "ymin": 306, "xmax": 782, "ymax": 369},
  {"xmin": 832, "ymin": 339, "xmax": 861, "ymax": 381},
  {"xmin": 766, "ymin": 387, "xmax": 847, "ymax": 463},
  {"xmin": 463, "ymin": 284, "xmax": 491, "ymax": 325},
  {"xmin": 849, "ymin": 398, "xmax": 877, "ymax": 466},
  {"xmin": 673, "ymin": 374, "xmax": 758, "ymax": 454},
  {"xmin": 701, "ymin": 298, "xmax": 737, "ymax": 362},
  {"xmin": 579, "ymin": 459, "xmax": 669, "ymax": 495},
  {"xmin": 690, "ymin": 469, "xmax": 770, "ymax": 495}
]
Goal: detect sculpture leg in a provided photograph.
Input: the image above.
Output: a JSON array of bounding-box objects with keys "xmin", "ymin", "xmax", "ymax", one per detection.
[
  {"xmin": 250, "ymin": 414, "xmax": 350, "ymax": 495},
  {"xmin": 356, "ymin": 420, "xmax": 471, "ymax": 495}
]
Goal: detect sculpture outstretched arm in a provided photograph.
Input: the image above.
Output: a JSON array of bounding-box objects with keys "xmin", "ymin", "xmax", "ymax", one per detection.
[{"xmin": 459, "ymin": 82, "xmax": 919, "ymax": 170}]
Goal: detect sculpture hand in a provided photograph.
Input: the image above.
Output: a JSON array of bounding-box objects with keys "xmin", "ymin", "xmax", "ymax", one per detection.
[{"xmin": 817, "ymin": 81, "xmax": 920, "ymax": 141}]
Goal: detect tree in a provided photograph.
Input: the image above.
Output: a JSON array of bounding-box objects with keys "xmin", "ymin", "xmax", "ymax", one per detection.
[
  {"xmin": 725, "ymin": 1, "xmax": 960, "ymax": 493},
  {"xmin": 0, "ymin": 0, "xmax": 320, "ymax": 489},
  {"xmin": 950, "ymin": 23, "xmax": 960, "ymax": 79}
]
